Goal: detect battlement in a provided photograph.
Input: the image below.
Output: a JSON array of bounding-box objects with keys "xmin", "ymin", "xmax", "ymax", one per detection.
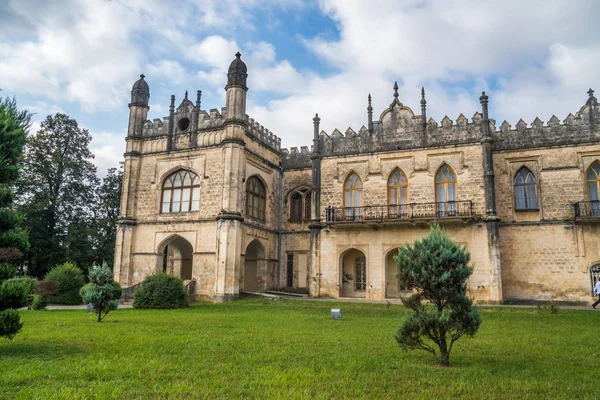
[{"xmin": 245, "ymin": 115, "xmax": 281, "ymax": 151}]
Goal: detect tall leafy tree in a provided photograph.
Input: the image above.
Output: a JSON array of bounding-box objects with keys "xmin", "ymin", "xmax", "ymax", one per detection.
[
  {"xmin": 394, "ymin": 224, "xmax": 481, "ymax": 366},
  {"xmin": 18, "ymin": 113, "xmax": 98, "ymax": 277},
  {"xmin": 91, "ymin": 166, "xmax": 122, "ymax": 269},
  {"xmin": 0, "ymin": 97, "xmax": 31, "ymax": 265}
]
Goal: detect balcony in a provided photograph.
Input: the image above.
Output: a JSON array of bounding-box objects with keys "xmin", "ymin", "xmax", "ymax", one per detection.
[
  {"xmin": 574, "ymin": 201, "xmax": 600, "ymax": 221},
  {"xmin": 325, "ymin": 201, "xmax": 474, "ymax": 225}
]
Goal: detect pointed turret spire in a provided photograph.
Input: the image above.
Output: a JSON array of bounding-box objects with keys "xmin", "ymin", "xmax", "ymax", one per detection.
[
  {"xmin": 367, "ymin": 94, "xmax": 373, "ymax": 133},
  {"xmin": 196, "ymin": 90, "xmax": 202, "ymax": 109},
  {"xmin": 420, "ymin": 87, "xmax": 427, "ymax": 127},
  {"xmin": 393, "ymin": 81, "xmax": 399, "ymax": 101},
  {"xmin": 184, "ymin": 90, "xmax": 188, "ymax": 100}
]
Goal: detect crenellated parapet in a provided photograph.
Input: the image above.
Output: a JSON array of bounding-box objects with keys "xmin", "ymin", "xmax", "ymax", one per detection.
[
  {"xmin": 245, "ymin": 114, "xmax": 281, "ymax": 151},
  {"xmin": 492, "ymin": 94, "xmax": 600, "ymax": 151},
  {"xmin": 281, "ymin": 146, "xmax": 312, "ymax": 169}
]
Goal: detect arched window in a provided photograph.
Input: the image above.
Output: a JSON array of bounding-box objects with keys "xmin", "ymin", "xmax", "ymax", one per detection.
[
  {"xmin": 161, "ymin": 170, "xmax": 200, "ymax": 213},
  {"xmin": 246, "ymin": 176, "xmax": 266, "ymax": 221},
  {"xmin": 344, "ymin": 173, "xmax": 363, "ymax": 220},
  {"xmin": 355, "ymin": 256, "xmax": 366, "ymax": 291},
  {"xmin": 587, "ymin": 162, "xmax": 600, "ymax": 203},
  {"xmin": 388, "ymin": 168, "xmax": 408, "ymax": 218},
  {"xmin": 514, "ymin": 167, "xmax": 538, "ymax": 210},
  {"xmin": 289, "ymin": 188, "xmax": 311, "ymax": 222},
  {"xmin": 435, "ymin": 164, "xmax": 457, "ymax": 216}
]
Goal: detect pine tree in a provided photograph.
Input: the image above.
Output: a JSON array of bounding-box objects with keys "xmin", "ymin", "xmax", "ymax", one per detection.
[
  {"xmin": 80, "ymin": 263, "xmax": 121, "ymax": 323},
  {"xmin": 0, "ymin": 97, "xmax": 31, "ymax": 264},
  {"xmin": 394, "ymin": 224, "xmax": 481, "ymax": 366}
]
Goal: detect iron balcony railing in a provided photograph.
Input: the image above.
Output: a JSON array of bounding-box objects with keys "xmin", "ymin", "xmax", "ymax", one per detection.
[
  {"xmin": 325, "ymin": 201, "xmax": 473, "ymax": 223},
  {"xmin": 574, "ymin": 201, "xmax": 600, "ymax": 218}
]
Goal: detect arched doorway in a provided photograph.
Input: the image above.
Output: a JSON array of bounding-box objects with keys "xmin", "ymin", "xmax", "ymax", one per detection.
[
  {"xmin": 244, "ymin": 239, "xmax": 265, "ymax": 292},
  {"xmin": 340, "ymin": 248, "xmax": 367, "ymax": 298},
  {"xmin": 385, "ymin": 249, "xmax": 412, "ymax": 298},
  {"xmin": 157, "ymin": 235, "xmax": 194, "ymax": 280},
  {"xmin": 385, "ymin": 249, "xmax": 400, "ymax": 298}
]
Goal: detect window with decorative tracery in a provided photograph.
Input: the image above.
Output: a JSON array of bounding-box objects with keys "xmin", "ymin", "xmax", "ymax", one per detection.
[
  {"xmin": 289, "ymin": 188, "xmax": 311, "ymax": 222},
  {"xmin": 435, "ymin": 164, "xmax": 457, "ymax": 216},
  {"xmin": 355, "ymin": 256, "xmax": 366, "ymax": 291},
  {"xmin": 161, "ymin": 170, "xmax": 200, "ymax": 213},
  {"xmin": 246, "ymin": 176, "xmax": 266, "ymax": 221},
  {"xmin": 514, "ymin": 167, "xmax": 538, "ymax": 210},
  {"xmin": 388, "ymin": 168, "xmax": 408, "ymax": 218}
]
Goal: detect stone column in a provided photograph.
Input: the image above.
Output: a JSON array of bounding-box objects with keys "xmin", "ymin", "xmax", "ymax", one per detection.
[
  {"xmin": 309, "ymin": 114, "xmax": 322, "ymax": 297},
  {"xmin": 480, "ymin": 92, "xmax": 503, "ymax": 302}
]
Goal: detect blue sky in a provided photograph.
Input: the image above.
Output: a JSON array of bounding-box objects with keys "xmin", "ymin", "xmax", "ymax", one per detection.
[{"xmin": 1, "ymin": 0, "xmax": 599, "ymax": 176}]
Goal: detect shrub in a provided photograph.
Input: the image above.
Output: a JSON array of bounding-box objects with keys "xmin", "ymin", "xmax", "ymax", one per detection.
[
  {"xmin": 44, "ymin": 262, "xmax": 85, "ymax": 305},
  {"xmin": 80, "ymin": 264, "xmax": 121, "ymax": 322},
  {"xmin": 0, "ymin": 263, "xmax": 17, "ymax": 282},
  {"xmin": 0, "ymin": 278, "xmax": 35, "ymax": 310},
  {"xmin": 0, "ymin": 277, "xmax": 34, "ymax": 340},
  {"xmin": 133, "ymin": 273, "xmax": 188, "ymax": 309},
  {"xmin": 0, "ymin": 309, "xmax": 23, "ymax": 340},
  {"xmin": 31, "ymin": 294, "xmax": 47, "ymax": 310}
]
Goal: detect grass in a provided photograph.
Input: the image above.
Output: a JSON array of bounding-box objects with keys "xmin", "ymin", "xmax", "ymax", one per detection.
[{"xmin": 0, "ymin": 299, "xmax": 597, "ymax": 399}]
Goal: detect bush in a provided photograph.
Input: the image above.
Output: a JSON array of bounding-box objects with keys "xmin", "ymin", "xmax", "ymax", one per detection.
[
  {"xmin": 0, "ymin": 264, "xmax": 17, "ymax": 282},
  {"xmin": 0, "ymin": 309, "xmax": 23, "ymax": 340},
  {"xmin": 31, "ymin": 294, "xmax": 47, "ymax": 310},
  {"xmin": 80, "ymin": 264, "xmax": 121, "ymax": 322},
  {"xmin": 44, "ymin": 262, "xmax": 85, "ymax": 305},
  {"xmin": 133, "ymin": 273, "xmax": 188, "ymax": 309},
  {"xmin": 0, "ymin": 277, "xmax": 35, "ymax": 310}
]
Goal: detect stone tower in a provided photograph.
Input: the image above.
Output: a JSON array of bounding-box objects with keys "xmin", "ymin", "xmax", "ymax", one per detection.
[
  {"xmin": 114, "ymin": 75, "xmax": 150, "ymax": 283},
  {"xmin": 214, "ymin": 53, "xmax": 249, "ymax": 302}
]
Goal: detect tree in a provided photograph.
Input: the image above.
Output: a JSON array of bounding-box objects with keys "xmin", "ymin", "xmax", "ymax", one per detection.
[
  {"xmin": 0, "ymin": 97, "xmax": 31, "ymax": 265},
  {"xmin": 91, "ymin": 166, "xmax": 122, "ymax": 269},
  {"xmin": 18, "ymin": 113, "xmax": 98, "ymax": 277},
  {"xmin": 80, "ymin": 263, "xmax": 122, "ymax": 322},
  {"xmin": 394, "ymin": 224, "xmax": 481, "ymax": 366}
]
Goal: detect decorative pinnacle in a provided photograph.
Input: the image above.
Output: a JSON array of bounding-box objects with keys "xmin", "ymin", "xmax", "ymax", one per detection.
[
  {"xmin": 313, "ymin": 113, "xmax": 320, "ymax": 123},
  {"xmin": 420, "ymin": 87, "xmax": 426, "ymax": 105},
  {"xmin": 479, "ymin": 91, "xmax": 489, "ymax": 104},
  {"xmin": 367, "ymin": 93, "xmax": 373, "ymax": 111},
  {"xmin": 184, "ymin": 90, "xmax": 188, "ymax": 100},
  {"xmin": 196, "ymin": 90, "xmax": 202, "ymax": 108},
  {"xmin": 139, "ymin": 74, "xmax": 145, "ymax": 79},
  {"xmin": 393, "ymin": 81, "xmax": 399, "ymax": 100},
  {"xmin": 589, "ymin": 88, "xmax": 595, "ymax": 97},
  {"xmin": 235, "ymin": 52, "xmax": 241, "ymax": 58}
]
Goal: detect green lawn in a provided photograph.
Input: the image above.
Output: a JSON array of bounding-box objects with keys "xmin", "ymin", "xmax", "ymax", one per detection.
[{"xmin": 0, "ymin": 299, "xmax": 597, "ymax": 399}]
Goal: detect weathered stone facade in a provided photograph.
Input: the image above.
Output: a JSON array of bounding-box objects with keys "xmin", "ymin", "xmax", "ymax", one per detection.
[{"xmin": 114, "ymin": 54, "xmax": 600, "ymax": 304}]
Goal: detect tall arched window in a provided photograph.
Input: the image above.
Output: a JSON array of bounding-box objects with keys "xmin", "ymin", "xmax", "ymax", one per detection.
[
  {"xmin": 246, "ymin": 176, "xmax": 266, "ymax": 221},
  {"xmin": 388, "ymin": 168, "xmax": 408, "ymax": 218},
  {"xmin": 435, "ymin": 164, "xmax": 457, "ymax": 216},
  {"xmin": 344, "ymin": 173, "xmax": 363, "ymax": 220},
  {"xmin": 161, "ymin": 170, "xmax": 200, "ymax": 213},
  {"xmin": 355, "ymin": 256, "xmax": 366, "ymax": 291},
  {"xmin": 514, "ymin": 167, "xmax": 538, "ymax": 210},
  {"xmin": 289, "ymin": 188, "xmax": 311, "ymax": 222},
  {"xmin": 587, "ymin": 162, "xmax": 600, "ymax": 216}
]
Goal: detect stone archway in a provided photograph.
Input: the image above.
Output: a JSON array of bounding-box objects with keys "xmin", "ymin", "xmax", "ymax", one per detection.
[
  {"xmin": 385, "ymin": 249, "xmax": 401, "ymax": 298},
  {"xmin": 339, "ymin": 248, "xmax": 367, "ymax": 298},
  {"xmin": 157, "ymin": 235, "xmax": 194, "ymax": 280},
  {"xmin": 243, "ymin": 239, "xmax": 265, "ymax": 292}
]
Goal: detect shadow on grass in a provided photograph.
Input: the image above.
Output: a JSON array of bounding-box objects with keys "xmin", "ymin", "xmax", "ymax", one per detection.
[{"xmin": 0, "ymin": 341, "xmax": 83, "ymax": 360}]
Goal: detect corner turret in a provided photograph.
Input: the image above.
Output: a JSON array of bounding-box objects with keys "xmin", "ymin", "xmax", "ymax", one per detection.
[
  {"xmin": 224, "ymin": 52, "xmax": 248, "ymax": 125},
  {"xmin": 226, "ymin": 52, "xmax": 248, "ymax": 90},
  {"xmin": 127, "ymin": 74, "xmax": 150, "ymax": 137},
  {"xmin": 130, "ymin": 74, "xmax": 149, "ymax": 107}
]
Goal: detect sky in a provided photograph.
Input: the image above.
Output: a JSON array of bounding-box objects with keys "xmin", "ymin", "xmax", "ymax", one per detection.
[{"xmin": 1, "ymin": 0, "xmax": 599, "ymax": 177}]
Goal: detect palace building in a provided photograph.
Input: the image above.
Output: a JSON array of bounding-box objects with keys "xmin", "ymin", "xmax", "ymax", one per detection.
[{"xmin": 114, "ymin": 53, "xmax": 600, "ymax": 304}]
